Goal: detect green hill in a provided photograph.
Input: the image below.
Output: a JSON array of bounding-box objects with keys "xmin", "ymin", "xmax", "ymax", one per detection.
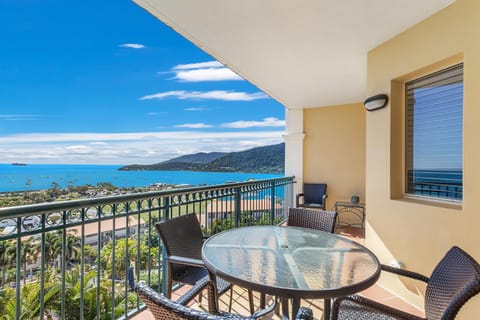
[
  {"xmin": 118, "ymin": 143, "xmax": 284, "ymax": 174},
  {"xmin": 162, "ymin": 152, "xmax": 226, "ymax": 164}
]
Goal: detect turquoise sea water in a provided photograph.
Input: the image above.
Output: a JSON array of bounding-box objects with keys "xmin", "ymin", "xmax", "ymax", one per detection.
[{"xmin": 0, "ymin": 164, "xmax": 282, "ymax": 192}]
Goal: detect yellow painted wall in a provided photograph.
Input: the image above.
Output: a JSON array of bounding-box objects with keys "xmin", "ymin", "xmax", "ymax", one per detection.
[
  {"xmin": 303, "ymin": 103, "xmax": 366, "ymax": 211},
  {"xmin": 366, "ymin": 0, "xmax": 480, "ymax": 317}
]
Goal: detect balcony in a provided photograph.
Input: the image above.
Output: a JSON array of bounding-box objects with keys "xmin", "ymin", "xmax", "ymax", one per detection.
[{"xmin": 0, "ymin": 177, "xmax": 294, "ymax": 319}]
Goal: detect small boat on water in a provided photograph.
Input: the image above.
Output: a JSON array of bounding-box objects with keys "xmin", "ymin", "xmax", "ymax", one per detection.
[{"xmin": 11, "ymin": 162, "xmax": 27, "ymax": 166}]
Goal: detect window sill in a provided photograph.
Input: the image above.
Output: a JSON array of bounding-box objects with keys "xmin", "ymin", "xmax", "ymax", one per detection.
[{"xmin": 392, "ymin": 195, "xmax": 463, "ymax": 210}]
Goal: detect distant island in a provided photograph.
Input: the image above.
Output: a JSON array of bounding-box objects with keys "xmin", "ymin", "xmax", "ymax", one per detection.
[
  {"xmin": 11, "ymin": 162, "xmax": 27, "ymax": 166},
  {"xmin": 119, "ymin": 143, "xmax": 285, "ymax": 174}
]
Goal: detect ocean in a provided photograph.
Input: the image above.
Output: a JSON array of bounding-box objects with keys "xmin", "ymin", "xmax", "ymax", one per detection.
[
  {"xmin": 0, "ymin": 164, "xmax": 282, "ymax": 193},
  {"xmin": 408, "ymin": 169, "xmax": 463, "ymax": 200}
]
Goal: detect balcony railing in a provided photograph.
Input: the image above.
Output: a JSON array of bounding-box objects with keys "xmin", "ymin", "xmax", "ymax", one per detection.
[{"xmin": 0, "ymin": 176, "xmax": 294, "ymax": 320}]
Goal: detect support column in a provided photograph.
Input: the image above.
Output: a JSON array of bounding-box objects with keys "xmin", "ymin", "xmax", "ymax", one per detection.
[{"xmin": 284, "ymin": 108, "xmax": 305, "ymax": 199}]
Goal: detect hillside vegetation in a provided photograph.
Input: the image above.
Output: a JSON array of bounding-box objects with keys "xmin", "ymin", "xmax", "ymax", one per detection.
[{"xmin": 119, "ymin": 143, "xmax": 284, "ymax": 174}]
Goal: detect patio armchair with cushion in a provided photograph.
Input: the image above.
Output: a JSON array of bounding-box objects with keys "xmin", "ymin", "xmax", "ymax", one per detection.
[
  {"xmin": 135, "ymin": 282, "xmax": 314, "ymax": 320},
  {"xmin": 331, "ymin": 246, "xmax": 480, "ymax": 320},
  {"xmin": 296, "ymin": 183, "xmax": 328, "ymax": 210},
  {"xmin": 287, "ymin": 207, "xmax": 337, "ymax": 233}
]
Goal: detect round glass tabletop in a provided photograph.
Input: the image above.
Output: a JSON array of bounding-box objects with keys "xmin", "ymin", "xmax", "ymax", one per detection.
[{"xmin": 202, "ymin": 226, "xmax": 380, "ymax": 299}]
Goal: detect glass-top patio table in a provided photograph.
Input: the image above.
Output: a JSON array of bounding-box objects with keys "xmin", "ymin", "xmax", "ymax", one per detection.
[{"xmin": 202, "ymin": 226, "xmax": 380, "ymax": 320}]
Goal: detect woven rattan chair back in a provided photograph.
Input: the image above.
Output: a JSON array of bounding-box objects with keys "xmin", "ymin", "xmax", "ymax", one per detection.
[
  {"xmin": 424, "ymin": 246, "xmax": 480, "ymax": 320},
  {"xmin": 156, "ymin": 213, "xmax": 203, "ymax": 260},
  {"xmin": 135, "ymin": 282, "xmax": 254, "ymax": 320},
  {"xmin": 156, "ymin": 213, "xmax": 207, "ymax": 286},
  {"xmin": 288, "ymin": 207, "xmax": 337, "ymax": 233}
]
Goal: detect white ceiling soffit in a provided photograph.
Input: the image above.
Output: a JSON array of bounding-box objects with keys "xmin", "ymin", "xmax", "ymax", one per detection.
[{"xmin": 133, "ymin": 0, "xmax": 455, "ymax": 109}]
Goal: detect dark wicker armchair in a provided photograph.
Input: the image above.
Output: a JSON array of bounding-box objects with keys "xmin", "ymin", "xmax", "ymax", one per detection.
[
  {"xmin": 156, "ymin": 213, "xmax": 234, "ymax": 313},
  {"xmin": 331, "ymin": 246, "xmax": 480, "ymax": 320},
  {"xmin": 287, "ymin": 207, "xmax": 337, "ymax": 233},
  {"xmin": 296, "ymin": 183, "xmax": 328, "ymax": 210},
  {"xmin": 135, "ymin": 282, "xmax": 314, "ymax": 320}
]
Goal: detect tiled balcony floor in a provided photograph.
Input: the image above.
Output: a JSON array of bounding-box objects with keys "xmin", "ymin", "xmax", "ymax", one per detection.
[
  {"xmin": 132, "ymin": 284, "xmax": 424, "ymax": 320},
  {"xmin": 132, "ymin": 227, "xmax": 425, "ymax": 319}
]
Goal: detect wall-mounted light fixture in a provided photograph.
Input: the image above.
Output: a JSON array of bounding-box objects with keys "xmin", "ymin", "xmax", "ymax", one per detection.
[{"xmin": 364, "ymin": 94, "xmax": 389, "ymax": 111}]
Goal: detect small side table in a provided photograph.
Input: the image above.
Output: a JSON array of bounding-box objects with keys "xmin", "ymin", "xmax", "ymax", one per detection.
[{"xmin": 334, "ymin": 201, "xmax": 366, "ymax": 237}]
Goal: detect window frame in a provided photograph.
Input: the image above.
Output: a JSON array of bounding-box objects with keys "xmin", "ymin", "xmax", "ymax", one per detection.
[{"xmin": 403, "ymin": 63, "xmax": 464, "ymax": 203}]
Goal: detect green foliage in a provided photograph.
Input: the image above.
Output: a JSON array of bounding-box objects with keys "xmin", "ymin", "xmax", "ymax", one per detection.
[
  {"xmin": 0, "ymin": 266, "xmax": 137, "ymax": 320},
  {"xmin": 0, "ymin": 240, "xmax": 16, "ymax": 286},
  {"xmin": 63, "ymin": 267, "xmax": 134, "ymax": 320},
  {"xmin": 208, "ymin": 211, "xmax": 280, "ymax": 234},
  {"xmin": 203, "ymin": 143, "xmax": 285, "ymax": 173},
  {"xmin": 44, "ymin": 231, "xmax": 81, "ymax": 266},
  {"xmin": 96, "ymin": 182, "xmax": 117, "ymax": 191},
  {"xmin": 1, "ymin": 268, "xmax": 61, "ymax": 320},
  {"xmin": 98, "ymin": 238, "xmax": 158, "ymax": 278},
  {"xmin": 0, "ymin": 287, "xmax": 14, "ymax": 318},
  {"xmin": 138, "ymin": 269, "xmax": 161, "ymax": 291}
]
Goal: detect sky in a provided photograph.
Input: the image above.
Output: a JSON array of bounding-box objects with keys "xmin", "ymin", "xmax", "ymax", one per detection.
[{"xmin": 0, "ymin": 0, "xmax": 285, "ymax": 165}]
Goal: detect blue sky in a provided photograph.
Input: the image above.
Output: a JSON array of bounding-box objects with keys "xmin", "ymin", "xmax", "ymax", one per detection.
[{"xmin": 0, "ymin": 0, "xmax": 285, "ymax": 164}]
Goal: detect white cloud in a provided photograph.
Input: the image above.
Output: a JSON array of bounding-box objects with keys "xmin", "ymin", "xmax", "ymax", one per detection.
[
  {"xmin": 119, "ymin": 43, "xmax": 146, "ymax": 49},
  {"xmin": 89, "ymin": 142, "xmax": 108, "ymax": 146},
  {"xmin": 174, "ymin": 123, "xmax": 213, "ymax": 129},
  {"xmin": 139, "ymin": 90, "xmax": 268, "ymax": 101},
  {"xmin": 0, "ymin": 114, "xmax": 41, "ymax": 121},
  {"xmin": 0, "ymin": 131, "xmax": 284, "ymax": 164},
  {"xmin": 221, "ymin": 117, "xmax": 285, "ymax": 128},
  {"xmin": 175, "ymin": 68, "xmax": 242, "ymax": 82},
  {"xmin": 184, "ymin": 107, "xmax": 208, "ymax": 111},
  {"xmin": 173, "ymin": 61, "xmax": 223, "ymax": 70},
  {"xmin": 169, "ymin": 61, "xmax": 242, "ymax": 82}
]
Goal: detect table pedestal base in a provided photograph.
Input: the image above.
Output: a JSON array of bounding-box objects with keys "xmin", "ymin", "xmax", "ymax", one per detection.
[{"xmin": 279, "ymin": 297, "xmax": 331, "ymax": 320}]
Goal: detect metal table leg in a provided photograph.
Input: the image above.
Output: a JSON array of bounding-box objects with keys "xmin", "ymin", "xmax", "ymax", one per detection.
[
  {"xmin": 281, "ymin": 297, "xmax": 289, "ymax": 320},
  {"xmin": 323, "ymin": 298, "xmax": 331, "ymax": 320},
  {"xmin": 291, "ymin": 298, "xmax": 300, "ymax": 319}
]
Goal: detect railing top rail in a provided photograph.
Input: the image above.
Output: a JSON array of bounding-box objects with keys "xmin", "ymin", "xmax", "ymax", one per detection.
[{"xmin": 0, "ymin": 176, "xmax": 294, "ymax": 219}]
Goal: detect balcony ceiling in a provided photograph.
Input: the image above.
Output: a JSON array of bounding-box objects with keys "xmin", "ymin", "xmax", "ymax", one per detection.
[{"xmin": 133, "ymin": 0, "xmax": 455, "ymax": 109}]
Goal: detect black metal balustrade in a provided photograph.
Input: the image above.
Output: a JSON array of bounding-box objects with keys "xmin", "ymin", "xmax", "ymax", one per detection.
[
  {"xmin": 0, "ymin": 177, "xmax": 294, "ymax": 320},
  {"xmin": 411, "ymin": 182, "xmax": 463, "ymax": 200}
]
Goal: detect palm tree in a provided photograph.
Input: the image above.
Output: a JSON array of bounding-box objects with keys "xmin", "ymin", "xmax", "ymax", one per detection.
[
  {"xmin": 20, "ymin": 237, "xmax": 40, "ymax": 284},
  {"xmin": 0, "ymin": 266, "xmax": 136, "ymax": 319},
  {"xmin": 0, "ymin": 240, "xmax": 16, "ymax": 286},
  {"xmin": 44, "ymin": 231, "xmax": 62, "ymax": 266},
  {"xmin": 64, "ymin": 232, "xmax": 81, "ymax": 263},
  {"xmin": 44, "ymin": 231, "xmax": 81, "ymax": 267},
  {"xmin": 0, "ymin": 268, "xmax": 61, "ymax": 320},
  {"xmin": 63, "ymin": 267, "xmax": 133, "ymax": 320}
]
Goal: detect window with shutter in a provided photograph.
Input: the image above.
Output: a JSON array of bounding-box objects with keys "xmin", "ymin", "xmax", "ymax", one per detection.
[{"xmin": 405, "ymin": 64, "xmax": 463, "ymax": 201}]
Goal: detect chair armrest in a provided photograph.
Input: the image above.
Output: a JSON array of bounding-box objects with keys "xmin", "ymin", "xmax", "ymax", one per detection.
[
  {"xmin": 381, "ymin": 264, "xmax": 429, "ymax": 283},
  {"xmin": 295, "ymin": 307, "xmax": 313, "ymax": 320},
  {"xmin": 176, "ymin": 277, "xmax": 211, "ymax": 306},
  {"xmin": 296, "ymin": 193, "xmax": 304, "ymax": 206},
  {"xmin": 250, "ymin": 299, "xmax": 277, "ymax": 319},
  {"xmin": 167, "ymin": 255, "xmax": 205, "ymax": 268}
]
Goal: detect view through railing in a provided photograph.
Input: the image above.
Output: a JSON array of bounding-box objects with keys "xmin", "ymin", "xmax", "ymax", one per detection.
[{"xmin": 0, "ymin": 176, "xmax": 294, "ymax": 320}]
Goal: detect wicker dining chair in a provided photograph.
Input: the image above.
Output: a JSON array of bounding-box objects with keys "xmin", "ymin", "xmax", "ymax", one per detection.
[
  {"xmin": 331, "ymin": 246, "xmax": 480, "ymax": 320},
  {"xmin": 135, "ymin": 282, "xmax": 314, "ymax": 320},
  {"xmin": 287, "ymin": 207, "xmax": 338, "ymax": 233},
  {"xmin": 156, "ymin": 213, "xmax": 254, "ymax": 314}
]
